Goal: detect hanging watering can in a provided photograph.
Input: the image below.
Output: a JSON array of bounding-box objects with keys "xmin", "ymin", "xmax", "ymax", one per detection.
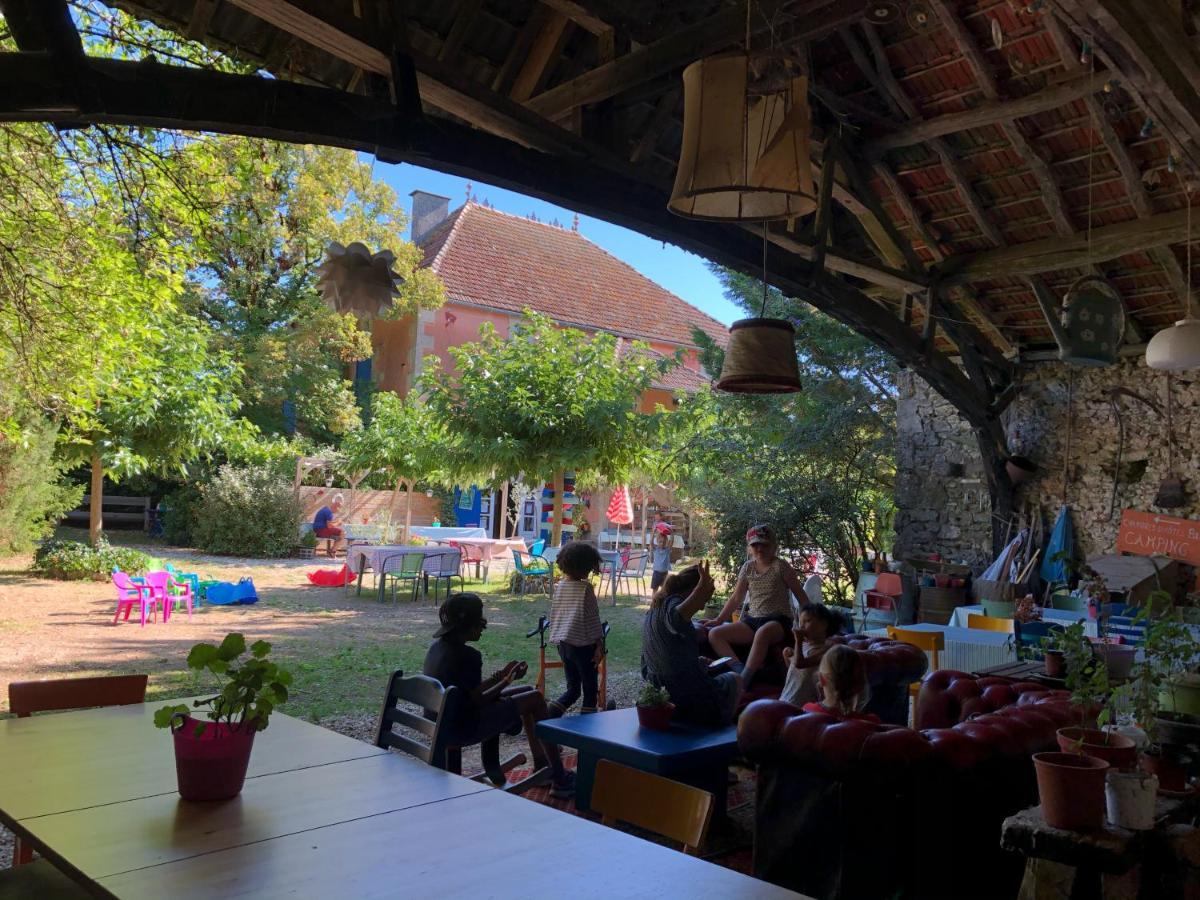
[{"xmin": 1046, "ymin": 276, "xmax": 1126, "ymax": 366}]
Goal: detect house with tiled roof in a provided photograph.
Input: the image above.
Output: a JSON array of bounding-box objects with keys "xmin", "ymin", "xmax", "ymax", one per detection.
[
  {"xmin": 362, "ymin": 190, "xmax": 725, "ymax": 541},
  {"xmin": 367, "ymin": 191, "xmax": 725, "ymax": 409}
]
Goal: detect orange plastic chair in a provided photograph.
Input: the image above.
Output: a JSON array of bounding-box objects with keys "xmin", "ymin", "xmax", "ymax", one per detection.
[
  {"xmin": 591, "ymin": 759, "xmax": 714, "ymax": 855},
  {"xmin": 526, "ymin": 616, "xmax": 611, "ymax": 710},
  {"xmin": 7, "ymin": 674, "xmax": 149, "ymax": 867},
  {"xmin": 888, "ymin": 626, "xmax": 945, "ymax": 726},
  {"xmin": 967, "ymin": 613, "xmax": 1015, "ymax": 633},
  {"xmin": 863, "ymin": 572, "xmax": 903, "ymax": 627}
]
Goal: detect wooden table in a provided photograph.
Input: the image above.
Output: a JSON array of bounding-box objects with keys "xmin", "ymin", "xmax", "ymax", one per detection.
[
  {"xmin": 536, "ymin": 707, "xmax": 739, "ymax": 815},
  {"xmin": 345, "ymin": 544, "xmax": 459, "ymax": 601},
  {"xmin": 1, "ymin": 702, "xmax": 804, "ymax": 898}
]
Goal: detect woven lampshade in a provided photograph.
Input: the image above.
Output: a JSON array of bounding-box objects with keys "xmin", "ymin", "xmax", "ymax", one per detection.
[
  {"xmin": 669, "ymin": 53, "xmax": 816, "ymax": 221},
  {"xmin": 315, "ymin": 241, "xmax": 402, "ymax": 319},
  {"xmin": 715, "ymin": 318, "xmax": 802, "ymax": 393},
  {"xmin": 1146, "ymin": 318, "xmax": 1200, "ymax": 370}
]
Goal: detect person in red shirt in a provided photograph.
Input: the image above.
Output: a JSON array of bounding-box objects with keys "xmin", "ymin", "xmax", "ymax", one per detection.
[{"xmin": 801, "ymin": 644, "xmax": 880, "ymax": 724}]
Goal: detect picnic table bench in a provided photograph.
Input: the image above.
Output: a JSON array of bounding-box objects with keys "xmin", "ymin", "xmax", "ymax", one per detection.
[{"xmin": 64, "ymin": 495, "xmax": 151, "ymax": 531}]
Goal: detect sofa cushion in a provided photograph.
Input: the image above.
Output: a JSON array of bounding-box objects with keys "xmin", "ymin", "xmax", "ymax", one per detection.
[{"xmin": 916, "ymin": 669, "xmax": 1071, "ymax": 729}]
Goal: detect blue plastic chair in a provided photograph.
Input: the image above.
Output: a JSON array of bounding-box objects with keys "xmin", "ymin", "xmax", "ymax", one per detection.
[
  {"xmin": 511, "ymin": 550, "xmax": 550, "ymax": 596},
  {"xmin": 530, "ymin": 538, "xmax": 546, "ymax": 557},
  {"xmin": 165, "ymin": 563, "xmax": 203, "ymax": 608}
]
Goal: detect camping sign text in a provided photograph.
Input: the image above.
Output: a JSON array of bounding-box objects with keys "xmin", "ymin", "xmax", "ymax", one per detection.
[{"xmin": 1115, "ymin": 510, "xmax": 1200, "ymax": 566}]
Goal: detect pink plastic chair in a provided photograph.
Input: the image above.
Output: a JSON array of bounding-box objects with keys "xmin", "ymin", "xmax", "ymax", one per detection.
[
  {"xmin": 143, "ymin": 570, "xmax": 193, "ymax": 622},
  {"xmin": 112, "ymin": 571, "xmax": 160, "ymax": 626}
]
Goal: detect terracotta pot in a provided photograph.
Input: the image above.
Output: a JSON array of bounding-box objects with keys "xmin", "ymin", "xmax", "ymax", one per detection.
[
  {"xmin": 1033, "ymin": 752, "xmax": 1109, "ymax": 831},
  {"xmin": 1139, "ymin": 751, "xmax": 1187, "ymax": 792},
  {"xmin": 1044, "ymin": 650, "xmax": 1066, "ymax": 678},
  {"xmin": 1005, "ymin": 455, "xmax": 1038, "ymax": 484},
  {"xmin": 636, "ymin": 703, "xmax": 675, "ymax": 731},
  {"xmin": 171, "ymin": 714, "xmax": 257, "ymax": 801},
  {"xmin": 1056, "ymin": 727, "xmax": 1137, "ymax": 771}
]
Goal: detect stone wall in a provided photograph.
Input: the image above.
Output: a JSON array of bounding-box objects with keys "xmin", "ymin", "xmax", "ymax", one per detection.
[{"xmin": 895, "ymin": 358, "xmax": 1200, "ymax": 572}]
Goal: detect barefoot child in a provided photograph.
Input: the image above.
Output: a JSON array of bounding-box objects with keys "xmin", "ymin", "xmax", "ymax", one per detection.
[
  {"xmin": 546, "ymin": 542, "xmax": 605, "ymax": 716},
  {"xmin": 779, "ymin": 603, "xmax": 836, "ymax": 708},
  {"xmin": 707, "ymin": 524, "xmax": 808, "ymax": 686},
  {"xmin": 802, "ymin": 644, "xmax": 880, "ymax": 723}
]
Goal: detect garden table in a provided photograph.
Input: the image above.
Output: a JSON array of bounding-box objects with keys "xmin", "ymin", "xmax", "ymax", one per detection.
[
  {"xmin": 345, "ymin": 544, "xmax": 459, "ymax": 601},
  {"xmin": 541, "ymin": 547, "xmax": 621, "ymax": 602},
  {"xmin": 868, "ymin": 622, "xmax": 1016, "ymax": 672},
  {"xmin": 0, "ymin": 701, "xmax": 804, "ymax": 899}
]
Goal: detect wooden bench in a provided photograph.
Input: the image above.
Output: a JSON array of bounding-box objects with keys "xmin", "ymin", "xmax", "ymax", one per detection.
[{"xmin": 64, "ymin": 495, "xmax": 151, "ymax": 531}]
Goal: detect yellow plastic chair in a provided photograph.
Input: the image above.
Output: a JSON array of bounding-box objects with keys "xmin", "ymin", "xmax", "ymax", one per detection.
[
  {"xmin": 887, "ymin": 627, "xmax": 945, "ymax": 727},
  {"xmin": 967, "ymin": 613, "xmax": 1015, "ymax": 633},
  {"xmin": 591, "ymin": 759, "xmax": 714, "ymax": 855}
]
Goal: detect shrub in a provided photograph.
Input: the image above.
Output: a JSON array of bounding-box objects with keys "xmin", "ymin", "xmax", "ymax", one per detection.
[
  {"xmin": 0, "ymin": 420, "xmax": 83, "ymax": 554},
  {"xmin": 161, "ymin": 483, "xmax": 202, "ymax": 546},
  {"xmin": 33, "ymin": 538, "xmax": 152, "ymax": 581},
  {"xmin": 193, "ymin": 464, "xmax": 302, "ymax": 558}
]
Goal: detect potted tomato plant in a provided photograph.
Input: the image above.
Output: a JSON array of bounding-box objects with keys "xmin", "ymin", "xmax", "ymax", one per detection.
[
  {"xmin": 155, "ymin": 633, "xmax": 293, "ymax": 801},
  {"xmin": 635, "ymin": 682, "xmax": 674, "ymax": 730}
]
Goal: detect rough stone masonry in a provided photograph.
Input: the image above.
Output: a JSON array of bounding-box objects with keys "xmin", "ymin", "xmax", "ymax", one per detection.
[{"xmin": 894, "ymin": 358, "xmax": 1200, "ymax": 572}]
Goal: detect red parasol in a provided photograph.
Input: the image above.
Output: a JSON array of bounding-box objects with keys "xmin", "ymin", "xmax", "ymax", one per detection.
[{"xmin": 606, "ymin": 487, "xmax": 633, "ymax": 548}]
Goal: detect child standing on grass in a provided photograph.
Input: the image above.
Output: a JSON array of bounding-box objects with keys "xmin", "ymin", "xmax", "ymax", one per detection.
[
  {"xmin": 547, "ymin": 541, "xmax": 605, "ymax": 716},
  {"xmin": 650, "ymin": 526, "xmax": 672, "ymax": 592}
]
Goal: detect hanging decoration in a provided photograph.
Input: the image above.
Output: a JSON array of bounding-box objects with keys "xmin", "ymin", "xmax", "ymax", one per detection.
[
  {"xmin": 315, "ymin": 241, "xmax": 402, "ymax": 319},
  {"xmin": 1146, "ymin": 186, "xmax": 1200, "ymax": 370},
  {"xmin": 906, "ymin": 2, "xmax": 934, "ymax": 32},
  {"xmin": 670, "ymin": 0, "xmax": 806, "ymax": 394},
  {"xmin": 867, "ymin": 2, "xmax": 901, "ymax": 24}
]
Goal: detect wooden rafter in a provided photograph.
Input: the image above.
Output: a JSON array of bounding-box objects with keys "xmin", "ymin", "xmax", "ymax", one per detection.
[
  {"xmin": 186, "ymin": 0, "xmax": 220, "ymax": 40},
  {"xmin": 509, "ymin": 11, "xmax": 572, "ymax": 102},
  {"xmin": 538, "ymin": 0, "xmax": 612, "ymax": 36},
  {"xmin": 438, "ymin": 0, "xmax": 482, "ymax": 63}
]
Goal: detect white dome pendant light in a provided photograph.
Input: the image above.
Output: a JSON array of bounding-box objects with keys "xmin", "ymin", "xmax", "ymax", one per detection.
[{"xmin": 1146, "ymin": 187, "xmax": 1200, "ymax": 370}]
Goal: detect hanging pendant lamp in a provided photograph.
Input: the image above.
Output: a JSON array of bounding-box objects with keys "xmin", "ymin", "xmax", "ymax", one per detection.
[{"xmin": 1147, "ymin": 189, "xmax": 1200, "ymax": 370}]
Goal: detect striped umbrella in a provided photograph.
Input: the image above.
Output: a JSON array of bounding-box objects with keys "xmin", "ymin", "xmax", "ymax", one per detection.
[{"xmin": 606, "ymin": 486, "xmax": 633, "ymax": 548}]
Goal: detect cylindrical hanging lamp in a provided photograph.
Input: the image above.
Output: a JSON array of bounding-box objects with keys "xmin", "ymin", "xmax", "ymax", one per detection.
[
  {"xmin": 715, "ymin": 317, "xmax": 803, "ymax": 393},
  {"xmin": 669, "ymin": 54, "xmax": 815, "ymax": 221}
]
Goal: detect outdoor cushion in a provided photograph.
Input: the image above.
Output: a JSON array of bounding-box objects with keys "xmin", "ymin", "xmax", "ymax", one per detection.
[{"xmin": 204, "ymin": 578, "xmax": 259, "ymax": 605}]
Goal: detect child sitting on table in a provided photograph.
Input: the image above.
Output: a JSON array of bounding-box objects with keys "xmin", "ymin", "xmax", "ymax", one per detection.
[
  {"xmin": 779, "ymin": 603, "xmax": 836, "ymax": 708},
  {"xmin": 801, "ymin": 644, "xmax": 880, "ymax": 723},
  {"xmin": 546, "ymin": 542, "xmax": 605, "ymax": 716}
]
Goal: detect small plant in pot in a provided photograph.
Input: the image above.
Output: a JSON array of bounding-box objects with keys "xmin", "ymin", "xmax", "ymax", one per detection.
[
  {"xmin": 635, "ymin": 682, "xmax": 674, "ymax": 731},
  {"xmin": 296, "ymin": 529, "xmax": 318, "ymax": 559},
  {"xmin": 155, "ymin": 633, "xmax": 292, "ymax": 801},
  {"xmin": 1054, "ymin": 622, "xmax": 1137, "ymax": 770}
]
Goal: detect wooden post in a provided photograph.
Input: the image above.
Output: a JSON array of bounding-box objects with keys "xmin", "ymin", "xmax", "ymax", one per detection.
[
  {"xmin": 499, "ymin": 480, "xmax": 509, "ymax": 538},
  {"xmin": 551, "ymin": 469, "xmax": 565, "ymax": 546},
  {"xmin": 89, "ymin": 449, "xmax": 103, "ymax": 545},
  {"xmin": 403, "ymin": 478, "xmax": 413, "ymax": 544}
]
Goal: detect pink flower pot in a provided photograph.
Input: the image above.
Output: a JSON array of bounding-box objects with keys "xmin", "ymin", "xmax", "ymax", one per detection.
[{"xmin": 172, "ymin": 715, "xmax": 257, "ymax": 801}]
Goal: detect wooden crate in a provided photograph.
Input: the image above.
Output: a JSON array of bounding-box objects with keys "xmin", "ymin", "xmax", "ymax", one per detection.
[{"xmin": 918, "ymin": 586, "xmax": 968, "ymax": 625}]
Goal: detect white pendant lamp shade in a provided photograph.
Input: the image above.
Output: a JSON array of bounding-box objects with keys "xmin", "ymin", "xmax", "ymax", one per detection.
[
  {"xmin": 669, "ymin": 53, "xmax": 816, "ymax": 221},
  {"xmin": 715, "ymin": 318, "xmax": 803, "ymax": 393},
  {"xmin": 1146, "ymin": 318, "xmax": 1200, "ymax": 370}
]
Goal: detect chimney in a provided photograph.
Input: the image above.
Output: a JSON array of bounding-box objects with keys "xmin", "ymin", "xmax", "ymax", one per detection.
[{"xmin": 409, "ymin": 190, "xmax": 451, "ymax": 245}]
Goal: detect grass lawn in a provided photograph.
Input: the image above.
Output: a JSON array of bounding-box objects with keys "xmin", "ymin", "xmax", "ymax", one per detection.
[{"xmin": 0, "ymin": 528, "xmax": 655, "ymax": 722}]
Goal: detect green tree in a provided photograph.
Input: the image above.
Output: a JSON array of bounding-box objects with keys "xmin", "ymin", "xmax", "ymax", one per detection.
[
  {"xmin": 664, "ymin": 267, "xmax": 897, "ymax": 600},
  {"xmin": 339, "ymin": 393, "xmax": 446, "ymax": 542},
  {"xmin": 421, "ymin": 311, "xmax": 676, "ymax": 545}
]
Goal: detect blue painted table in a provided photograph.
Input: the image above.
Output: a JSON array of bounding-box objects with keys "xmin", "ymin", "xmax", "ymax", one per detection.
[{"xmin": 535, "ymin": 707, "xmax": 739, "ymax": 814}]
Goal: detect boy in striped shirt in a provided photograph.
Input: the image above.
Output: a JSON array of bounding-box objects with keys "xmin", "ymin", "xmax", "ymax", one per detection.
[{"xmin": 546, "ymin": 541, "xmax": 605, "ymax": 716}]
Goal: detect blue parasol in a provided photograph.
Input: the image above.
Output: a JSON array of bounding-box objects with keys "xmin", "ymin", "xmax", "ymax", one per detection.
[{"xmin": 1040, "ymin": 505, "xmax": 1074, "ymax": 586}]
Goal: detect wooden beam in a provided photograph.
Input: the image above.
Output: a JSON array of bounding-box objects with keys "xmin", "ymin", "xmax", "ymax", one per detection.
[
  {"xmin": 864, "ymin": 71, "xmax": 1112, "ymax": 155},
  {"xmin": 186, "ymin": 0, "xmax": 221, "ymax": 40},
  {"xmin": 225, "ymin": 0, "xmax": 388, "ymax": 73},
  {"xmin": 627, "ymin": 87, "xmax": 676, "ymax": 163},
  {"xmin": 762, "ymin": 228, "xmax": 927, "ymax": 294},
  {"xmin": 510, "ymin": 12, "xmax": 572, "ymax": 102},
  {"xmin": 438, "ymin": 0, "xmax": 482, "ymax": 62},
  {"xmin": 538, "ymin": 0, "xmax": 611, "ymax": 35},
  {"xmin": 524, "ymin": 0, "xmax": 868, "ymax": 119},
  {"xmin": 939, "ymin": 206, "xmax": 1194, "ymax": 284}
]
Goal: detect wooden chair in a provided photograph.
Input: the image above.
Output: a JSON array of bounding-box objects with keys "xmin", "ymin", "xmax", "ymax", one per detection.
[
  {"xmin": 967, "ymin": 613, "xmax": 1015, "ymax": 633},
  {"xmin": 373, "ymin": 670, "xmax": 542, "ymax": 794},
  {"xmin": 887, "ymin": 627, "xmax": 944, "ymax": 727},
  {"xmin": 526, "ymin": 615, "xmax": 612, "ymax": 710},
  {"xmin": 591, "ymin": 759, "xmax": 714, "ymax": 855},
  {"xmin": 8, "ymin": 674, "xmax": 149, "ymax": 866}
]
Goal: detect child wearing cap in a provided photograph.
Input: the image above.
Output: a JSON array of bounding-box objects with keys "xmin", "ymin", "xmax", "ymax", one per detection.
[
  {"xmin": 546, "ymin": 542, "xmax": 605, "ymax": 716},
  {"xmin": 424, "ymin": 592, "xmax": 575, "ymax": 796},
  {"xmin": 706, "ymin": 524, "xmax": 807, "ymax": 687}
]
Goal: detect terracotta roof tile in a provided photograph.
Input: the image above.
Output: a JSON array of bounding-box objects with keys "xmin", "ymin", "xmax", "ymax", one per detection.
[{"xmin": 417, "ymin": 202, "xmax": 728, "ymax": 348}]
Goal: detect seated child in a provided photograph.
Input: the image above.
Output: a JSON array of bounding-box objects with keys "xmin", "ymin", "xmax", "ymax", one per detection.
[
  {"xmin": 641, "ymin": 561, "xmax": 742, "ymax": 728},
  {"xmin": 546, "ymin": 542, "xmax": 605, "ymax": 716},
  {"xmin": 423, "ymin": 592, "xmax": 575, "ymax": 796},
  {"xmin": 801, "ymin": 644, "xmax": 880, "ymax": 723},
  {"xmin": 779, "ymin": 603, "xmax": 836, "ymax": 707}
]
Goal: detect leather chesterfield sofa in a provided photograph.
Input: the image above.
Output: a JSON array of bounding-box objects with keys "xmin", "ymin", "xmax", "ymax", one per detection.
[
  {"xmin": 697, "ymin": 630, "xmax": 929, "ymax": 725},
  {"xmin": 738, "ymin": 671, "xmax": 1074, "ymax": 900}
]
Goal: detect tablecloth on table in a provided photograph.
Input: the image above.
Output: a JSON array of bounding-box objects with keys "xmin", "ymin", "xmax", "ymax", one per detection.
[
  {"xmin": 346, "ymin": 544, "xmax": 460, "ymax": 575},
  {"xmin": 441, "ymin": 537, "xmax": 528, "ymax": 563}
]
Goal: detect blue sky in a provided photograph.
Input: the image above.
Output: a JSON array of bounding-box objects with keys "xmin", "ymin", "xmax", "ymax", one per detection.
[{"xmin": 375, "ymin": 161, "xmax": 744, "ymax": 326}]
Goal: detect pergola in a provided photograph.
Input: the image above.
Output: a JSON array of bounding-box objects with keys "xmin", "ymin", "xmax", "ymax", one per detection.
[{"xmin": 2, "ymin": 0, "xmax": 1196, "ymax": 549}]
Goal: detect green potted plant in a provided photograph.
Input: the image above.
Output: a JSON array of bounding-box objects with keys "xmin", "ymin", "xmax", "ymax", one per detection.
[
  {"xmin": 1053, "ymin": 622, "xmax": 1137, "ymax": 769},
  {"xmin": 155, "ymin": 633, "xmax": 292, "ymax": 800},
  {"xmin": 635, "ymin": 682, "xmax": 674, "ymax": 731},
  {"xmin": 296, "ymin": 529, "xmax": 318, "ymax": 559}
]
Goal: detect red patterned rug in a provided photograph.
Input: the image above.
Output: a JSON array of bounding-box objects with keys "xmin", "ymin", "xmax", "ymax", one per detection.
[{"xmin": 504, "ymin": 753, "xmax": 756, "ymax": 874}]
